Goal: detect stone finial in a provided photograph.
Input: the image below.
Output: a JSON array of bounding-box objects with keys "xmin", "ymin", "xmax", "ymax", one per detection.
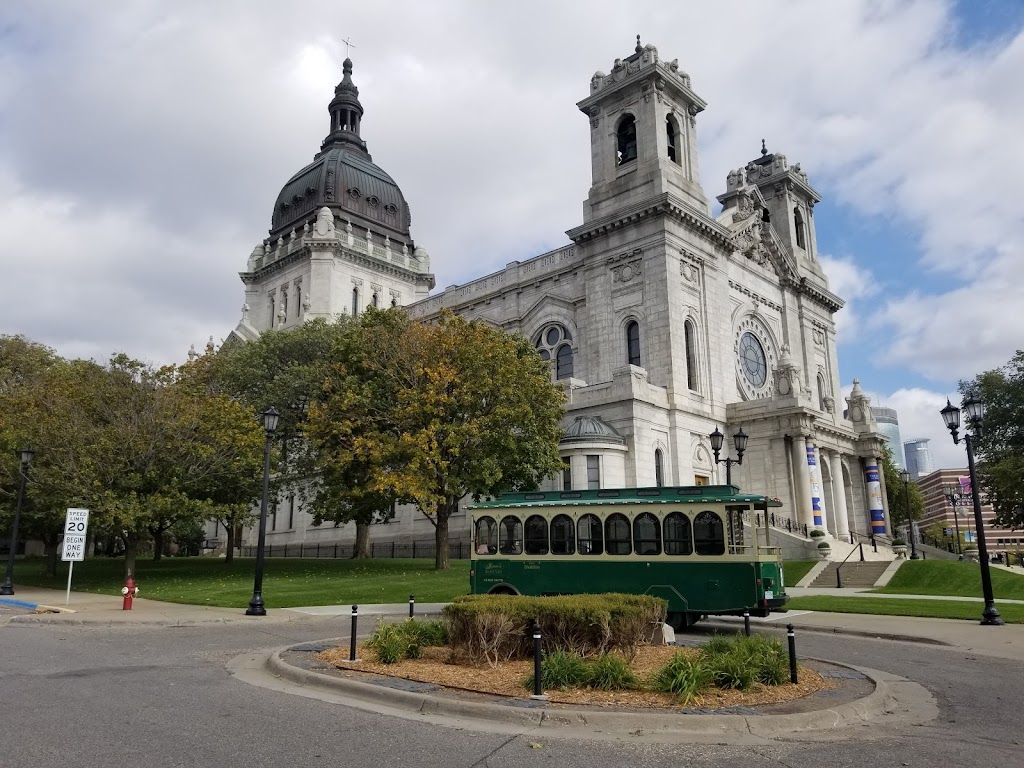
[
  {"xmin": 241, "ymin": 303, "xmax": 250, "ymax": 322},
  {"xmin": 384, "ymin": 236, "xmax": 392, "ymax": 259},
  {"xmin": 760, "ymin": 139, "xmax": 768, "ymax": 156},
  {"xmin": 635, "ymin": 34, "xmax": 642, "ymax": 54},
  {"xmin": 206, "ymin": 336, "xmax": 215, "ymax": 354},
  {"xmin": 366, "ymin": 228, "xmax": 373, "ymax": 250},
  {"xmin": 314, "ymin": 206, "xmax": 335, "ymax": 236},
  {"xmin": 187, "ymin": 344, "xmax": 198, "ymax": 361}
]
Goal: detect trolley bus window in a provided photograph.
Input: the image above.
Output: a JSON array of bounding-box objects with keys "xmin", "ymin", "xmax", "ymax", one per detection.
[
  {"xmin": 550, "ymin": 514, "xmax": 575, "ymax": 555},
  {"xmin": 663, "ymin": 511, "xmax": 693, "ymax": 555},
  {"xmin": 577, "ymin": 514, "xmax": 603, "ymax": 555},
  {"xmin": 693, "ymin": 510, "xmax": 725, "ymax": 555},
  {"xmin": 633, "ymin": 512, "xmax": 662, "ymax": 555},
  {"xmin": 524, "ymin": 515, "xmax": 549, "ymax": 555},
  {"xmin": 499, "ymin": 515, "xmax": 523, "ymax": 555},
  {"xmin": 475, "ymin": 516, "xmax": 497, "ymax": 555},
  {"xmin": 605, "ymin": 513, "xmax": 631, "ymax": 555}
]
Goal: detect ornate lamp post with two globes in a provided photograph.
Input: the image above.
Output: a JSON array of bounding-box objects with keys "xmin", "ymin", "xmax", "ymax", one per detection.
[
  {"xmin": 0, "ymin": 447, "xmax": 35, "ymax": 596},
  {"xmin": 246, "ymin": 407, "xmax": 279, "ymax": 617},
  {"xmin": 940, "ymin": 396, "xmax": 1003, "ymax": 625},
  {"xmin": 709, "ymin": 427, "xmax": 748, "ymax": 487}
]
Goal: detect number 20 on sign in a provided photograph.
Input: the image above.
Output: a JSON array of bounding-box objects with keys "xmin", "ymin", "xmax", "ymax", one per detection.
[{"xmin": 61, "ymin": 508, "xmax": 89, "ymax": 605}]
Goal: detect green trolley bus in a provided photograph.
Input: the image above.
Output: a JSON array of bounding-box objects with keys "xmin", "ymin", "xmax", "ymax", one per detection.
[{"xmin": 468, "ymin": 485, "xmax": 787, "ymax": 629}]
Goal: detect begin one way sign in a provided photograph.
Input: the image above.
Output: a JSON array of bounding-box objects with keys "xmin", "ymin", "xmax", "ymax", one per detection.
[{"xmin": 61, "ymin": 508, "xmax": 89, "ymax": 562}]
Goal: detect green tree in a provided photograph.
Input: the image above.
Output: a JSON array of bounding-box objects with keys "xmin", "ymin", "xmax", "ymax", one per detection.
[
  {"xmin": 308, "ymin": 310, "xmax": 566, "ymax": 570},
  {"xmin": 963, "ymin": 350, "xmax": 1024, "ymax": 529},
  {"xmin": 881, "ymin": 446, "xmax": 924, "ymax": 539}
]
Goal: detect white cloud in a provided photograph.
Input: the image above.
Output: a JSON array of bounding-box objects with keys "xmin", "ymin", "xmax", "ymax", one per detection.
[
  {"xmin": 818, "ymin": 255, "xmax": 878, "ymax": 341},
  {"xmin": 0, "ymin": 0, "xmax": 1019, "ymax": 384}
]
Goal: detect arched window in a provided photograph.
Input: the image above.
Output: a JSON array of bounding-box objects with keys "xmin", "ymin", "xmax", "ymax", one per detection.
[
  {"xmin": 626, "ymin": 321, "xmax": 641, "ymax": 367},
  {"xmin": 577, "ymin": 514, "xmax": 603, "ymax": 555},
  {"xmin": 794, "ymin": 208, "xmax": 806, "ymax": 249},
  {"xmin": 352, "ymin": 287, "xmax": 359, "ymax": 316},
  {"xmin": 372, "ymin": 292, "xmax": 379, "ymax": 308},
  {"xmin": 474, "ymin": 516, "xmax": 497, "ymax": 555},
  {"xmin": 664, "ymin": 512, "xmax": 693, "ymax": 555},
  {"xmin": 269, "ymin": 297, "xmax": 275, "ymax": 328},
  {"xmin": 391, "ymin": 297, "xmax": 398, "ymax": 308},
  {"xmin": 295, "ymin": 285, "xmax": 302, "ymax": 317},
  {"xmin": 550, "ymin": 514, "xmax": 575, "ymax": 555},
  {"xmin": 498, "ymin": 515, "xmax": 523, "ymax": 555},
  {"xmin": 693, "ymin": 511, "xmax": 725, "ymax": 555},
  {"xmin": 616, "ymin": 114, "xmax": 637, "ymax": 165},
  {"xmin": 666, "ymin": 116, "xmax": 679, "ymax": 164},
  {"xmin": 655, "ymin": 449, "xmax": 664, "ymax": 487},
  {"xmin": 524, "ymin": 515, "xmax": 549, "ymax": 555},
  {"xmin": 535, "ymin": 324, "xmax": 574, "ymax": 380},
  {"xmin": 605, "ymin": 513, "xmax": 632, "ymax": 555},
  {"xmin": 633, "ymin": 512, "xmax": 662, "ymax": 555},
  {"xmin": 684, "ymin": 319, "xmax": 698, "ymax": 390}
]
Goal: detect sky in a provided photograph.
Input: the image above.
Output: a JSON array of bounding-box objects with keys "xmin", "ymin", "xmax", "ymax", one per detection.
[{"xmin": 0, "ymin": 0, "xmax": 1022, "ymax": 470}]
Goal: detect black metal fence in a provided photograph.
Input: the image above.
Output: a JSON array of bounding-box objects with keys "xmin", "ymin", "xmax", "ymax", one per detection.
[
  {"xmin": 753, "ymin": 512, "xmax": 809, "ymax": 538},
  {"xmin": 238, "ymin": 540, "xmax": 472, "ymax": 560}
]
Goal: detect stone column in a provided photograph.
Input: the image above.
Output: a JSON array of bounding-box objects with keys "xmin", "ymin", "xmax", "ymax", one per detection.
[
  {"xmin": 829, "ymin": 451, "xmax": 850, "ymax": 539},
  {"xmin": 791, "ymin": 436, "xmax": 814, "ymax": 529},
  {"xmin": 875, "ymin": 455, "xmax": 893, "ymax": 533},
  {"xmin": 863, "ymin": 457, "xmax": 887, "ymax": 536},
  {"xmin": 806, "ymin": 441, "xmax": 829, "ymax": 535}
]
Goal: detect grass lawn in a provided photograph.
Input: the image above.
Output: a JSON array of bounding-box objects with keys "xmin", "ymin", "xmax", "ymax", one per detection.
[
  {"xmin": 872, "ymin": 560, "xmax": 1024, "ymax": 600},
  {"xmin": 14, "ymin": 557, "xmax": 471, "ymax": 609},
  {"xmin": 786, "ymin": 595, "xmax": 1024, "ymax": 624},
  {"xmin": 782, "ymin": 560, "xmax": 817, "ymax": 588}
]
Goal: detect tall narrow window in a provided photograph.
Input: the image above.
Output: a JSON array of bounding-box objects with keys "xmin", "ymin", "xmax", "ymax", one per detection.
[
  {"xmin": 794, "ymin": 208, "xmax": 806, "ymax": 249},
  {"xmin": 269, "ymin": 297, "xmax": 275, "ymax": 328},
  {"xmin": 616, "ymin": 114, "xmax": 637, "ymax": 165},
  {"xmin": 562, "ymin": 458, "xmax": 572, "ymax": 491},
  {"xmin": 352, "ymin": 287, "xmax": 359, "ymax": 316},
  {"xmin": 655, "ymin": 449, "xmax": 664, "ymax": 487},
  {"xmin": 295, "ymin": 285, "xmax": 302, "ymax": 317},
  {"xmin": 626, "ymin": 321, "xmax": 641, "ymax": 367},
  {"xmin": 684, "ymin": 319, "xmax": 698, "ymax": 390},
  {"xmin": 556, "ymin": 344, "xmax": 573, "ymax": 379},
  {"xmin": 288, "ymin": 494, "xmax": 295, "ymax": 529},
  {"xmin": 586, "ymin": 455, "xmax": 600, "ymax": 490},
  {"xmin": 372, "ymin": 292, "xmax": 379, "ymax": 308},
  {"xmin": 391, "ymin": 297, "xmax": 398, "ymax": 307},
  {"xmin": 666, "ymin": 116, "xmax": 679, "ymax": 163},
  {"xmin": 271, "ymin": 502, "xmax": 277, "ymax": 531}
]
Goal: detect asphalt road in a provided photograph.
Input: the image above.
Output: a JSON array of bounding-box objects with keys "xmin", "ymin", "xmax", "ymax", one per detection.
[{"xmin": 0, "ymin": 609, "xmax": 1020, "ymax": 768}]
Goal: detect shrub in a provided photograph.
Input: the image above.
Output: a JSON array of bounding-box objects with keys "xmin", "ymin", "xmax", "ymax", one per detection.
[
  {"xmin": 366, "ymin": 620, "xmax": 407, "ymax": 665},
  {"xmin": 701, "ymin": 633, "xmax": 734, "ymax": 656},
  {"xmin": 707, "ymin": 652, "xmax": 757, "ymax": 690},
  {"xmin": 809, "ymin": 529, "xmax": 826, "ymax": 538},
  {"xmin": 891, "ymin": 536, "xmax": 907, "ymax": 545},
  {"xmin": 522, "ymin": 649, "xmax": 590, "ymax": 691},
  {"xmin": 651, "ymin": 652, "xmax": 712, "ymax": 704},
  {"xmin": 402, "ymin": 618, "xmax": 448, "ymax": 648},
  {"xmin": 817, "ymin": 541, "xmax": 831, "ymax": 549},
  {"xmin": 698, "ymin": 633, "xmax": 789, "ymax": 689},
  {"xmin": 443, "ymin": 593, "xmax": 666, "ymax": 665},
  {"xmin": 586, "ymin": 653, "xmax": 639, "ymax": 691}
]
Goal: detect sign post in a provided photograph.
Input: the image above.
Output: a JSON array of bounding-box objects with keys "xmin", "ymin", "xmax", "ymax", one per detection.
[{"xmin": 61, "ymin": 508, "xmax": 89, "ymax": 605}]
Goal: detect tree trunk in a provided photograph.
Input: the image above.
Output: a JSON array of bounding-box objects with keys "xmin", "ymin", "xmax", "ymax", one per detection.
[
  {"xmin": 43, "ymin": 534, "xmax": 59, "ymax": 578},
  {"xmin": 434, "ymin": 501, "xmax": 454, "ymax": 571},
  {"xmin": 152, "ymin": 529, "xmax": 164, "ymax": 562},
  {"xmin": 123, "ymin": 530, "xmax": 138, "ymax": 581},
  {"xmin": 224, "ymin": 522, "xmax": 235, "ymax": 565},
  {"xmin": 352, "ymin": 521, "xmax": 370, "ymax": 559}
]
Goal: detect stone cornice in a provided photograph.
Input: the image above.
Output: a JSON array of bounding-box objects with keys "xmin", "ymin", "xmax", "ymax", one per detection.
[
  {"xmin": 567, "ymin": 192, "xmax": 730, "ymax": 247},
  {"xmin": 241, "ymin": 242, "xmax": 435, "ymax": 288},
  {"xmin": 795, "ymin": 277, "xmax": 844, "ymax": 313}
]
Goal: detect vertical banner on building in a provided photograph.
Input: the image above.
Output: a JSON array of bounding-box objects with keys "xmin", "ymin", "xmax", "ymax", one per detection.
[
  {"xmin": 865, "ymin": 460, "xmax": 886, "ymax": 534},
  {"xmin": 806, "ymin": 445, "xmax": 822, "ymax": 527}
]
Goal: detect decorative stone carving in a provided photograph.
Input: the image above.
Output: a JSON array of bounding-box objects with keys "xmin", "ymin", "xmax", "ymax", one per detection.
[
  {"xmin": 314, "ymin": 207, "xmax": 335, "ymax": 236},
  {"xmin": 611, "ymin": 259, "xmax": 642, "ymax": 283},
  {"xmin": 206, "ymin": 336, "xmax": 215, "ymax": 354},
  {"xmin": 680, "ymin": 258, "xmax": 699, "ymax": 285},
  {"xmin": 187, "ymin": 344, "xmax": 198, "ymax": 362},
  {"xmin": 812, "ymin": 328, "xmax": 825, "ymax": 346},
  {"xmin": 772, "ymin": 344, "xmax": 801, "ymax": 400},
  {"xmin": 241, "ymin": 303, "xmax": 250, "ymax": 322}
]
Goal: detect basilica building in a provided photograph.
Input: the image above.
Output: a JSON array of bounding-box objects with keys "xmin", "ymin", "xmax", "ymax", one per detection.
[{"xmin": 228, "ymin": 40, "xmax": 893, "ymax": 555}]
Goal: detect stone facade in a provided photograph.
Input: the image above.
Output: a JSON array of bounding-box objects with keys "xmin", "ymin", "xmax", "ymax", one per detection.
[{"xmin": 223, "ymin": 41, "xmax": 893, "ymax": 551}]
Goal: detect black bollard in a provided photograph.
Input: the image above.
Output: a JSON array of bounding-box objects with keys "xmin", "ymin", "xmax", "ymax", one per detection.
[
  {"xmin": 349, "ymin": 605, "xmax": 358, "ymax": 662},
  {"xmin": 409, "ymin": 594, "xmax": 415, "ymax": 618},
  {"xmin": 787, "ymin": 623, "xmax": 798, "ymax": 684},
  {"xmin": 743, "ymin": 610, "xmax": 751, "ymax": 637},
  {"xmin": 532, "ymin": 619, "xmax": 543, "ymax": 698}
]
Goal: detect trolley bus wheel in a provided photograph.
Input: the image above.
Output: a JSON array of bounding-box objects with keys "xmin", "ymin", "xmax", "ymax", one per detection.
[
  {"xmin": 488, "ymin": 586, "xmax": 518, "ymax": 596},
  {"xmin": 666, "ymin": 612, "xmax": 703, "ymax": 631}
]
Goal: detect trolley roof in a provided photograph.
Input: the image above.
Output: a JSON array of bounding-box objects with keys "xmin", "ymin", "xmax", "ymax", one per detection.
[{"xmin": 468, "ymin": 485, "xmax": 784, "ymax": 510}]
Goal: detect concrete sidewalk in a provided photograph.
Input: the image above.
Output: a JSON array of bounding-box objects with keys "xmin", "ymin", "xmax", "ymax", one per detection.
[{"xmin": 787, "ymin": 586, "xmax": 1024, "ymax": 604}]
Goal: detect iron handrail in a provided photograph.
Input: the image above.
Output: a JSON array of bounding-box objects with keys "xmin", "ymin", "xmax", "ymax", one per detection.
[{"xmin": 834, "ymin": 541, "xmax": 865, "ymax": 588}]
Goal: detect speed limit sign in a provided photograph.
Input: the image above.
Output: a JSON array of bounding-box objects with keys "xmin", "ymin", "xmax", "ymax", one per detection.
[{"xmin": 61, "ymin": 508, "xmax": 89, "ymax": 562}]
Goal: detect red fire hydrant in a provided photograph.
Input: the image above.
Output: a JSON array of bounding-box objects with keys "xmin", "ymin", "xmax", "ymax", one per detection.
[{"xmin": 121, "ymin": 577, "xmax": 139, "ymax": 610}]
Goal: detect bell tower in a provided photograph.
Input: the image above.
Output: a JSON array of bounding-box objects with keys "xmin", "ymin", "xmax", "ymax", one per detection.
[{"xmin": 576, "ymin": 36, "xmax": 709, "ymax": 222}]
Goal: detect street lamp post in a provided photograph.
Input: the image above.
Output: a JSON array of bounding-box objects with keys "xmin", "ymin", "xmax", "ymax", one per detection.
[
  {"xmin": 710, "ymin": 426, "xmax": 748, "ymax": 487},
  {"xmin": 1, "ymin": 447, "xmax": 35, "ymax": 596},
  {"xmin": 943, "ymin": 485, "xmax": 965, "ymax": 556},
  {"xmin": 940, "ymin": 397, "xmax": 1003, "ymax": 625},
  {"xmin": 246, "ymin": 407, "xmax": 279, "ymax": 617},
  {"xmin": 900, "ymin": 469, "xmax": 919, "ymax": 560}
]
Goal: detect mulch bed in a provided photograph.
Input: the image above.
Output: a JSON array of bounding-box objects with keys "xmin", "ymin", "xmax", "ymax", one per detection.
[{"xmin": 317, "ymin": 643, "xmax": 833, "ymax": 709}]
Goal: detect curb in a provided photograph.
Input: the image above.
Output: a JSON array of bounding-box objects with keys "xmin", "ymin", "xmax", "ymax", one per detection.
[
  {"xmin": 0, "ymin": 597, "xmax": 39, "ymax": 610},
  {"xmin": 700, "ymin": 620, "xmax": 953, "ymax": 647},
  {"xmin": 255, "ymin": 642, "xmax": 937, "ymax": 740}
]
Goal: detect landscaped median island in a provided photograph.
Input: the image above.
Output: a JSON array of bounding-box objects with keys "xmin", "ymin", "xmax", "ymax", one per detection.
[{"xmin": 317, "ymin": 594, "xmax": 832, "ymax": 708}]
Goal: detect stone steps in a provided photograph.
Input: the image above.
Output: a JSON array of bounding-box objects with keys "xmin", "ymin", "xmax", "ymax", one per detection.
[{"xmin": 809, "ymin": 560, "xmax": 892, "ymax": 589}]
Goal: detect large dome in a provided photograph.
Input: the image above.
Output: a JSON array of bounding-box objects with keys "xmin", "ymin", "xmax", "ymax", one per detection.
[{"xmin": 268, "ymin": 58, "xmax": 412, "ymax": 241}]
